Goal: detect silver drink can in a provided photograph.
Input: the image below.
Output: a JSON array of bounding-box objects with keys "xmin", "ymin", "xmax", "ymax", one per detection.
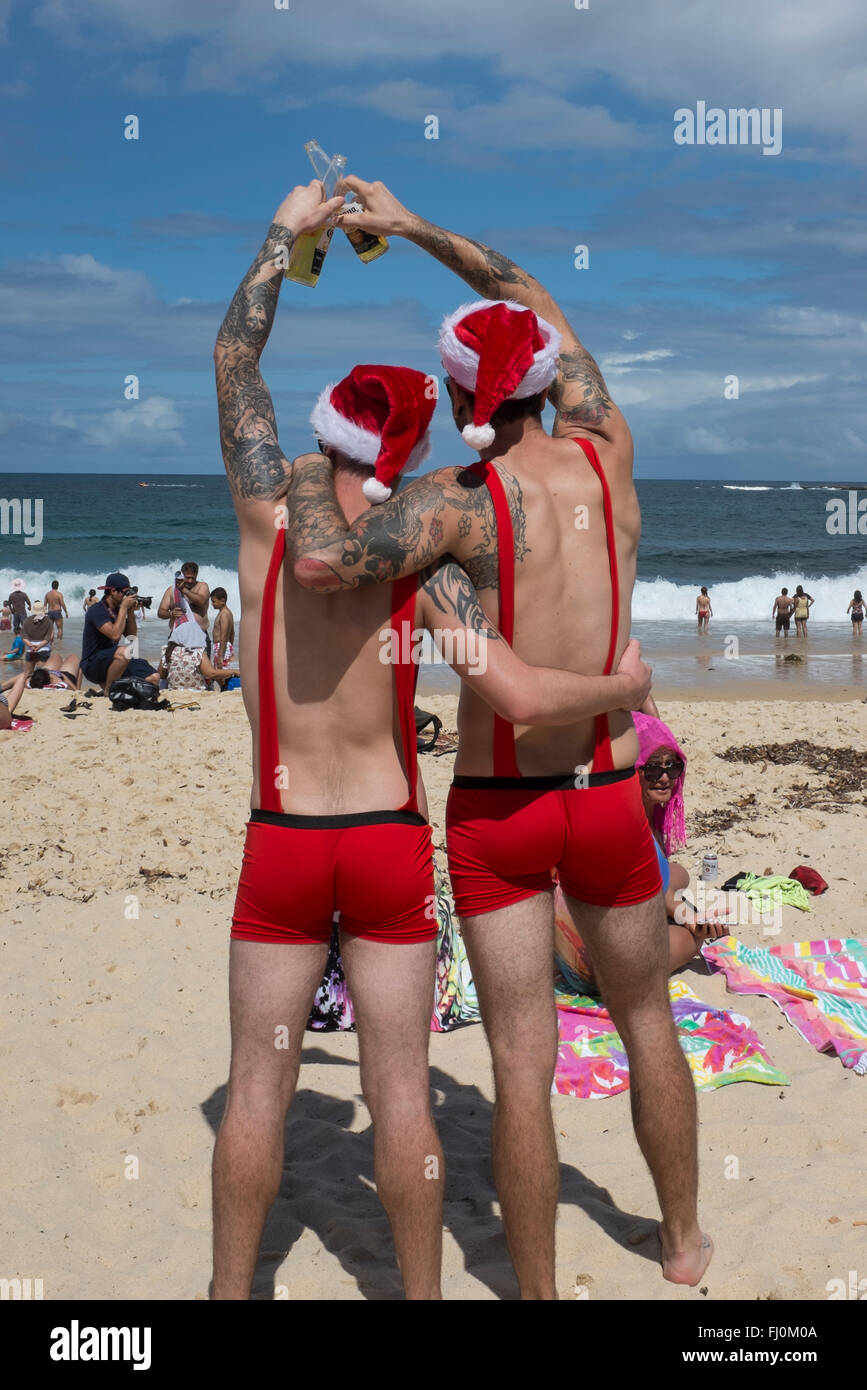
[{"xmin": 702, "ymin": 853, "xmax": 719, "ymax": 882}]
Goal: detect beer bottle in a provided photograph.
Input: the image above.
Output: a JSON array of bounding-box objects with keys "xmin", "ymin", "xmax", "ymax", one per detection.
[
  {"xmin": 284, "ymin": 153, "xmax": 344, "ymax": 287},
  {"xmin": 305, "ymin": 139, "xmax": 389, "ymax": 265}
]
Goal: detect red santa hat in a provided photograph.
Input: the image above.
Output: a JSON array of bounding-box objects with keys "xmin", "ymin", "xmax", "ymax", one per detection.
[
  {"xmin": 310, "ymin": 364, "xmax": 436, "ymax": 503},
  {"xmin": 439, "ymin": 299, "xmax": 561, "ymax": 449}
]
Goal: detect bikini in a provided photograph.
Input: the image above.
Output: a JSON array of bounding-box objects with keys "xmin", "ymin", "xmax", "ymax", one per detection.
[
  {"xmin": 445, "ymin": 437, "xmax": 662, "ymax": 918},
  {"xmin": 231, "ymin": 529, "xmax": 436, "ymax": 946}
]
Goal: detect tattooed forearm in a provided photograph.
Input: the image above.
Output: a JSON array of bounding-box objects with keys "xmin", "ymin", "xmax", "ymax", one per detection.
[
  {"xmin": 408, "ymin": 219, "xmax": 531, "ymax": 300},
  {"xmin": 214, "ymin": 223, "xmax": 296, "ymax": 501},
  {"xmin": 550, "ymin": 347, "xmax": 613, "ymax": 430},
  {"xmin": 421, "ymin": 559, "xmax": 502, "ymax": 638}
]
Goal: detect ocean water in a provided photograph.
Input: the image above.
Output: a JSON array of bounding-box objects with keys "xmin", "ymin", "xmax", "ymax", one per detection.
[{"xmin": 1, "ymin": 474, "xmax": 865, "ymax": 691}]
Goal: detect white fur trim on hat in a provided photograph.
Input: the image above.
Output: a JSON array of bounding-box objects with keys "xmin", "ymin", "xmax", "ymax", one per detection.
[
  {"xmin": 438, "ymin": 299, "xmax": 562, "ymax": 398},
  {"xmin": 362, "ymin": 476, "xmax": 393, "ymax": 503},
  {"xmin": 310, "ymin": 386, "xmax": 433, "ymax": 476},
  {"xmin": 461, "ymin": 423, "xmax": 496, "ymax": 449},
  {"xmin": 310, "ymin": 386, "xmax": 379, "ymax": 465}
]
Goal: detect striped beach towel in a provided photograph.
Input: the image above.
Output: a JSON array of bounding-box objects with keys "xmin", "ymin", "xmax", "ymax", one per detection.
[
  {"xmin": 553, "ymin": 975, "xmax": 788, "ymax": 1099},
  {"xmin": 701, "ymin": 936, "xmax": 867, "ymax": 1074}
]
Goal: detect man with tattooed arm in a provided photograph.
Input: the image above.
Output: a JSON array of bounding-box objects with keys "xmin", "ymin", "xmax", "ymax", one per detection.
[
  {"xmin": 286, "ymin": 179, "xmax": 713, "ymax": 1297},
  {"xmin": 211, "ymin": 180, "xmax": 652, "ymax": 1300}
]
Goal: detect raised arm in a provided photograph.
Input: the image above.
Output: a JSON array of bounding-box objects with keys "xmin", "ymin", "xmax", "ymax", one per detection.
[
  {"xmin": 214, "ymin": 181, "xmax": 343, "ymax": 517},
  {"xmin": 418, "ymin": 559, "xmax": 651, "ymax": 722},
  {"xmin": 339, "ymin": 178, "xmax": 630, "ymax": 447}
]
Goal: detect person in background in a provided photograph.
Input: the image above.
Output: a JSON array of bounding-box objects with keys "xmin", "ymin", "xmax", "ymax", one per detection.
[
  {"xmin": 158, "ymin": 563, "xmax": 211, "ymax": 639},
  {"xmin": 0, "ymin": 670, "xmax": 28, "ymax": 730},
  {"xmin": 793, "ymin": 585, "xmax": 814, "ymax": 637},
  {"xmin": 44, "ymin": 580, "xmax": 69, "ymax": 639},
  {"xmin": 695, "ymin": 586, "xmax": 712, "ymax": 632},
  {"xmin": 0, "ymin": 602, "xmax": 11, "ymax": 632},
  {"xmin": 210, "ymin": 588, "xmax": 235, "ymax": 668},
  {"xmin": 2, "ymin": 633, "xmax": 25, "ymax": 661},
  {"xmin": 7, "ymin": 580, "xmax": 31, "ymax": 633},
  {"xmin": 26, "ymin": 653, "xmax": 82, "ymax": 691},
  {"xmin": 772, "ymin": 587, "xmax": 794, "ymax": 638},
  {"xmin": 81, "ymin": 572, "xmax": 160, "ymax": 693},
  {"xmin": 83, "ymin": 589, "xmax": 98, "ymax": 611},
  {"xmin": 847, "ymin": 589, "xmax": 864, "ymax": 636},
  {"xmin": 21, "ymin": 603, "xmax": 55, "ymax": 666},
  {"xmin": 158, "ymin": 601, "xmax": 238, "ymax": 691},
  {"xmin": 555, "ymin": 711, "xmax": 729, "ymax": 992}
]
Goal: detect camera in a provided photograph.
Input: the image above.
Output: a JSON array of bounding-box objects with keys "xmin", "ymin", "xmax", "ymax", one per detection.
[{"xmin": 123, "ymin": 586, "xmax": 152, "ymax": 609}]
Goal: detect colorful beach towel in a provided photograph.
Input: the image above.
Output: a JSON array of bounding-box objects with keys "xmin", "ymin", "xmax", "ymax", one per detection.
[
  {"xmin": 553, "ymin": 975, "xmax": 789, "ymax": 1099},
  {"xmin": 702, "ymin": 936, "xmax": 867, "ymax": 1074},
  {"xmin": 307, "ymin": 869, "xmax": 481, "ymax": 1034}
]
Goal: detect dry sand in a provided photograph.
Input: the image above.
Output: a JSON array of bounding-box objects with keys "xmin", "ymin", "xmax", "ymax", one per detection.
[{"xmin": 1, "ymin": 690, "xmax": 865, "ymax": 1300}]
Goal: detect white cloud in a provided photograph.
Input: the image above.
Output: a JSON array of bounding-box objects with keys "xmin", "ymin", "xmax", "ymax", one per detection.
[
  {"xmin": 681, "ymin": 425, "xmax": 749, "ymax": 455},
  {"xmin": 51, "ymin": 396, "xmax": 184, "ymax": 448}
]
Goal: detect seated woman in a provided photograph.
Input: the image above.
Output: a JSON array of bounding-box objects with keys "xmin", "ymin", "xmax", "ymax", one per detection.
[
  {"xmin": 2, "ymin": 633, "xmax": 25, "ymax": 661},
  {"xmin": 159, "ymin": 599, "xmax": 238, "ymax": 692},
  {"xmin": 555, "ymin": 710, "xmax": 730, "ymax": 994}
]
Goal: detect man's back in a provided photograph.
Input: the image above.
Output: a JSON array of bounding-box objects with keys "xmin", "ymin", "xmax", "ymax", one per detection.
[
  {"xmin": 237, "ymin": 519, "xmax": 416, "ymax": 817},
  {"xmin": 442, "ymin": 429, "xmax": 639, "ymax": 776}
]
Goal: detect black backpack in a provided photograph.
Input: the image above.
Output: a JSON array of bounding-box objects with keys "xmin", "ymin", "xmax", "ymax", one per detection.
[
  {"xmin": 414, "ymin": 706, "xmax": 443, "ymax": 752},
  {"xmin": 108, "ymin": 676, "xmax": 163, "ymax": 711}
]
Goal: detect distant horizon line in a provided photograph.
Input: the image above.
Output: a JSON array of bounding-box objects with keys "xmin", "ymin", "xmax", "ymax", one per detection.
[{"xmin": 1, "ymin": 471, "xmax": 866, "ymax": 485}]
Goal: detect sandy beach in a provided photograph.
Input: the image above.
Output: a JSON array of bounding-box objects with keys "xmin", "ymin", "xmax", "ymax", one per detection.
[{"xmin": 1, "ymin": 690, "xmax": 865, "ymax": 1301}]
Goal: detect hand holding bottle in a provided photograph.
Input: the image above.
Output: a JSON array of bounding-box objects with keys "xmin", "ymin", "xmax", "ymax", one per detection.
[
  {"xmin": 337, "ymin": 177, "xmax": 415, "ymax": 239},
  {"xmin": 274, "ymin": 179, "xmax": 345, "ymax": 238}
]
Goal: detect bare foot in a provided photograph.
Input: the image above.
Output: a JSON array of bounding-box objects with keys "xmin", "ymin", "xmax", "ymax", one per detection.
[{"xmin": 658, "ymin": 1224, "xmax": 713, "ymax": 1286}]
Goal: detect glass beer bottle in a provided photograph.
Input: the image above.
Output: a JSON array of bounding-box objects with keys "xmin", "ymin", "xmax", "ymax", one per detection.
[
  {"xmin": 283, "ymin": 153, "xmax": 344, "ymax": 287},
  {"xmin": 304, "ymin": 139, "xmax": 389, "ymax": 265}
]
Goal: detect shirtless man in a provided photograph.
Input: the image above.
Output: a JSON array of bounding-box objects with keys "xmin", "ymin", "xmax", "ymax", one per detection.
[
  {"xmin": 286, "ymin": 178, "xmax": 712, "ymax": 1295},
  {"xmin": 44, "ymin": 580, "xmax": 69, "ymax": 639},
  {"xmin": 695, "ymin": 587, "xmax": 712, "ymax": 631},
  {"xmin": 158, "ymin": 563, "xmax": 210, "ymax": 635},
  {"xmin": 772, "ymin": 587, "xmax": 794, "ymax": 637},
  {"xmin": 210, "ymin": 588, "xmax": 235, "ymax": 668},
  {"xmin": 211, "ymin": 180, "xmax": 652, "ymax": 1302}
]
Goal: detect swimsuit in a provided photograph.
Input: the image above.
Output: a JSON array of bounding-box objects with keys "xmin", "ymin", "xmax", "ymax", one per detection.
[
  {"xmin": 851, "ymin": 604, "xmax": 864, "ymax": 623},
  {"xmin": 795, "ymin": 600, "xmax": 809, "ymax": 619},
  {"xmin": 445, "ymin": 437, "xmax": 662, "ymax": 919},
  {"xmin": 231, "ymin": 529, "xmax": 435, "ymax": 946}
]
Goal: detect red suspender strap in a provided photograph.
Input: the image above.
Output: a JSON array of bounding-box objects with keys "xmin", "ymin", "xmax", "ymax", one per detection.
[
  {"xmin": 469, "ymin": 459, "xmax": 521, "ymax": 777},
  {"xmin": 391, "ymin": 573, "xmax": 421, "ymax": 812},
  {"xmin": 572, "ymin": 437, "xmax": 619, "ymax": 772},
  {"xmin": 257, "ymin": 528, "xmax": 286, "ymax": 812}
]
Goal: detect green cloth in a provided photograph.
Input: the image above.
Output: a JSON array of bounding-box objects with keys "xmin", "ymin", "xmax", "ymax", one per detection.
[{"xmin": 735, "ymin": 873, "xmax": 811, "ymax": 913}]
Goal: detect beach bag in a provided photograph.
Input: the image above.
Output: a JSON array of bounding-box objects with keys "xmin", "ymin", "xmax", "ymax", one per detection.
[
  {"xmin": 108, "ymin": 676, "xmax": 160, "ymax": 711},
  {"xmin": 414, "ymin": 706, "xmax": 442, "ymax": 752}
]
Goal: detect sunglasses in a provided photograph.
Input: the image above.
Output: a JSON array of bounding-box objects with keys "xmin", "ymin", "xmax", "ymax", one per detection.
[{"xmin": 640, "ymin": 759, "xmax": 684, "ymax": 784}]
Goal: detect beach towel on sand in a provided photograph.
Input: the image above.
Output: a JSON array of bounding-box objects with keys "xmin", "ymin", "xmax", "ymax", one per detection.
[
  {"xmin": 702, "ymin": 936, "xmax": 867, "ymax": 1075},
  {"xmin": 553, "ymin": 975, "xmax": 789, "ymax": 1099},
  {"xmin": 307, "ymin": 868, "xmax": 481, "ymax": 1033}
]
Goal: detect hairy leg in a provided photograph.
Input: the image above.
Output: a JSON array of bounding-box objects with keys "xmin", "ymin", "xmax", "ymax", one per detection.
[
  {"xmin": 563, "ymin": 891, "xmax": 712, "ymax": 1285},
  {"xmin": 460, "ymin": 892, "xmax": 559, "ymax": 1300},
  {"xmin": 340, "ymin": 933, "xmax": 443, "ymax": 1300},
  {"xmin": 212, "ymin": 938, "xmax": 328, "ymax": 1300}
]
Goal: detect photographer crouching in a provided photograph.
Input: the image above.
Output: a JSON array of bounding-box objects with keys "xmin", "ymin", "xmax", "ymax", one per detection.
[{"xmin": 81, "ymin": 571, "xmax": 160, "ymax": 694}]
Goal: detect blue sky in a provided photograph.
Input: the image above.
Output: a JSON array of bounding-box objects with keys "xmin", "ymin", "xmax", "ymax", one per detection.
[{"xmin": 0, "ymin": 0, "xmax": 865, "ymax": 479}]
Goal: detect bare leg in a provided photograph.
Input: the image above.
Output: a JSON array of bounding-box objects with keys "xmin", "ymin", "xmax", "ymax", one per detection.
[
  {"xmin": 340, "ymin": 933, "xmax": 443, "ymax": 1300},
  {"xmin": 563, "ymin": 891, "xmax": 712, "ymax": 1286},
  {"xmin": 212, "ymin": 939, "xmax": 328, "ymax": 1300},
  {"xmin": 102, "ymin": 650, "xmax": 130, "ymax": 692},
  {"xmin": 460, "ymin": 892, "xmax": 559, "ymax": 1299},
  {"xmin": 0, "ymin": 672, "xmax": 28, "ymax": 728}
]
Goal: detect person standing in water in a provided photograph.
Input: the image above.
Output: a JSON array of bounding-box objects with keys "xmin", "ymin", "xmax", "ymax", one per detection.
[
  {"xmin": 793, "ymin": 585, "xmax": 813, "ymax": 637},
  {"xmin": 847, "ymin": 589, "xmax": 864, "ymax": 636},
  {"xmin": 772, "ymin": 587, "xmax": 794, "ymax": 638},
  {"xmin": 695, "ymin": 587, "xmax": 712, "ymax": 632}
]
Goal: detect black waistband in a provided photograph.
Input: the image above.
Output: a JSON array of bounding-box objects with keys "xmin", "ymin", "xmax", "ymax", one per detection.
[
  {"xmin": 451, "ymin": 766, "xmax": 635, "ymax": 791},
  {"xmin": 249, "ymin": 807, "xmax": 428, "ymax": 830}
]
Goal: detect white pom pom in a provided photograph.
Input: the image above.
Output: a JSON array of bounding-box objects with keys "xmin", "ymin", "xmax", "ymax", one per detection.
[
  {"xmin": 461, "ymin": 422, "xmax": 496, "ymax": 449},
  {"xmin": 362, "ymin": 475, "xmax": 392, "ymax": 503}
]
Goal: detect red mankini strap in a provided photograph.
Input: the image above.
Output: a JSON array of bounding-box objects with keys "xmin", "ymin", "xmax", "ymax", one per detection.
[
  {"xmin": 468, "ymin": 440, "xmax": 620, "ymax": 776},
  {"xmin": 256, "ymin": 528, "xmax": 421, "ymax": 814}
]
